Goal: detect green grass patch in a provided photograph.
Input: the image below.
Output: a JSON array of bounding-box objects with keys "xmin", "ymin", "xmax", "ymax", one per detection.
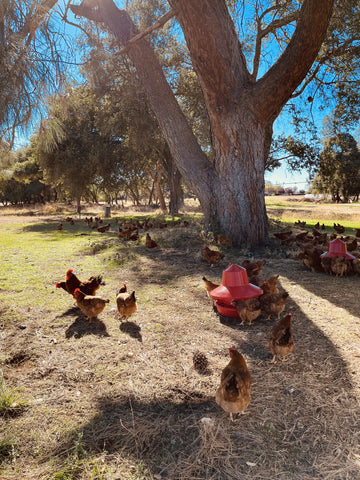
[
  {"xmin": 0, "ymin": 436, "xmax": 17, "ymax": 462},
  {"xmin": 0, "ymin": 378, "xmax": 26, "ymax": 415}
]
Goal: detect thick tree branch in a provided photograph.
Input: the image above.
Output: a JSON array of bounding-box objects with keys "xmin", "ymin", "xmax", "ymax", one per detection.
[
  {"xmin": 69, "ymin": 1, "xmax": 178, "ymax": 52},
  {"xmin": 69, "ymin": 3, "xmax": 104, "ymax": 23},
  {"xmin": 71, "ymin": 0, "xmax": 214, "ymax": 205},
  {"xmin": 167, "ymin": 0, "xmax": 252, "ymax": 113},
  {"xmin": 290, "ymin": 62, "xmax": 322, "ymax": 99},
  {"xmin": 61, "ymin": 0, "xmax": 96, "ymax": 38}
]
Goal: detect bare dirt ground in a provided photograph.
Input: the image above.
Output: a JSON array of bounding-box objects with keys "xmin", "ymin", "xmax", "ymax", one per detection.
[{"xmin": 1, "ymin": 201, "xmax": 360, "ymax": 480}]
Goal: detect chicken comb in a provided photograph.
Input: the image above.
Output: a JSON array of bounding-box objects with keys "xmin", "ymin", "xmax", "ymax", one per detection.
[
  {"xmin": 229, "ymin": 346, "xmax": 237, "ymax": 356},
  {"xmin": 56, "ymin": 282, "xmax": 60, "ymax": 288},
  {"xmin": 66, "ymin": 269, "xmax": 73, "ymax": 280}
]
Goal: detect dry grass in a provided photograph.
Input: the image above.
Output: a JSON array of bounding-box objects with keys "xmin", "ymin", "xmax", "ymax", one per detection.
[{"xmin": 0, "ymin": 200, "xmax": 360, "ymax": 480}]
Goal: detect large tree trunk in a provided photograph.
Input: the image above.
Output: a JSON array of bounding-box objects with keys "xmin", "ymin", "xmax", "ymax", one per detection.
[
  {"xmin": 167, "ymin": 167, "xmax": 183, "ymax": 217},
  {"xmin": 71, "ymin": 0, "xmax": 334, "ymax": 247},
  {"xmin": 210, "ymin": 110, "xmax": 269, "ymax": 243}
]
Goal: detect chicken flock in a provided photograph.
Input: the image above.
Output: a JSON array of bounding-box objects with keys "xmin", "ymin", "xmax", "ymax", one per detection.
[
  {"xmin": 56, "ymin": 243, "xmax": 292, "ymax": 422},
  {"xmin": 54, "ymin": 213, "xmax": 358, "ymax": 422},
  {"xmin": 273, "ymin": 221, "xmax": 360, "ymax": 276},
  {"xmin": 56, "ymin": 269, "xmax": 137, "ymax": 323}
]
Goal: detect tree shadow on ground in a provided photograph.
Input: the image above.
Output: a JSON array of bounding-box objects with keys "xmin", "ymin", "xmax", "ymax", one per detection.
[
  {"xmin": 50, "ymin": 342, "xmax": 360, "ymax": 479},
  {"xmin": 52, "ymin": 393, "xmax": 219, "ymax": 478}
]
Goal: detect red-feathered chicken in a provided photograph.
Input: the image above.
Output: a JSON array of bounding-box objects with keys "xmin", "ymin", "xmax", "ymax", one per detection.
[
  {"xmin": 260, "ymin": 275, "xmax": 279, "ymax": 294},
  {"xmin": 145, "ymin": 233, "xmax": 158, "ymax": 248},
  {"xmin": 241, "ymin": 259, "xmax": 266, "ymax": 285},
  {"xmin": 346, "ymin": 237, "xmax": 357, "ymax": 252},
  {"xmin": 298, "ymin": 246, "xmax": 324, "ymax": 272},
  {"xmin": 269, "ymin": 313, "xmax": 294, "ymax": 363},
  {"xmin": 202, "ymin": 276, "xmax": 220, "ymax": 296},
  {"xmin": 74, "ymin": 288, "xmax": 109, "ymax": 321},
  {"xmin": 215, "ymin": 347, "xmax": 252, "ymax": 421},
  {"xmin": 241, "ymin": 259, "xmax": 266, "ymax": 277},
  {"xmin": 97, "ymin": 223, "xmax": 111, "ymax": 233},
  {"xmin": 334, "ymin": 223, "xmax": 345, "ymax": 234},
  {"xmin": 217, "ymin": 233, "xmax": 232, "ymax": 249},
  {"xmin": 273, "ymin": 231, "xmax": 292, "ymax": 241},
  {"xmin": 202, "ymin": 276, "xmax": 220, "ymax": 308},
  {"xmin": 56, "ymin": 269, "xmax": 104, "ymax": 296}
]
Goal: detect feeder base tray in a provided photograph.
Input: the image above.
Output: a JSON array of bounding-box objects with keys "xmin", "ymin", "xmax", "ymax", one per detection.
[{"xmin": 215, "ymin": 301, "xmax": 239, "ymax": 318}]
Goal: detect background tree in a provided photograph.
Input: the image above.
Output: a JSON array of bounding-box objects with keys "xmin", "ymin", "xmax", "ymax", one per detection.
[
  {"xmin": 311, "ymin": 132, "xmax": 360, "ymax": 202},
  {"xmin": 268, "ymin": 135, "xmax": 320, "ymax": 179},
  {"xmin": 269, "ymin": 0, "xmax": 360, "ymax": 156},
  {"xmin": 0, "ymin": 142, "xmax": 51, "ymax": 204},
  {"xmin": 34, "ymin": 81, "xmax": 167, "ymax": 207},
  {"xmin": 36, "ymin": 85, "xmax": 118, "ymax": 209}
]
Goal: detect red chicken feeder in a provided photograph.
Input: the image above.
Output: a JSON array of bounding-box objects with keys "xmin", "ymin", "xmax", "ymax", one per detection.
[
  {"xmin": 320, "ymin": 238, "xmax": 355, "ymax": 260},
  {"xmin": 210, "ymin": 264, "xmax": 263, "ymax": 318},
  {"xmin": 213, "ymin": 301, "xmax": 239, "ymax": 318}
]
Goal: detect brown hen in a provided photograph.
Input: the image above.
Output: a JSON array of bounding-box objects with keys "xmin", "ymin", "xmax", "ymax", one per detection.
[
  {"xmin": 259, "ymin": 291, "xmax": 289, "ymax": 320},
  {"xmin": 145, "ymin": 233, "xmax": 158, "ymax": 248},
  {"xmin": 56, "ymin": 269, "xmax": 104, "ymax": 297},
  {"xmin": 231, "ymin": 297, "xmax": 261, "ymax": 325},
  {"xmin": 260, "ymin": 275, "xmax": 279, "ymax": 294},
  {"xmin": 203, "ymin": 245, "xmax": 224, "ymax": 267},
  {"xmin": 116, "ymin": 285, "xmax": 137, "ymax": 322},
  {"xmin": 74, "ymin": 288, "xmax": 109, "ymax": 321},
  {"xmin": 269, "ymin": 313, "xmax": 294, "ymax": 363},
  {"xmin": 215, "ymin": 347, "xmax": 252, "ymax": 421}
]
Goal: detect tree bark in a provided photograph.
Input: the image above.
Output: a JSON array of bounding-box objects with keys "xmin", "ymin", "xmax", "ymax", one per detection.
[
  {"xmin": 167, "ymin": 165, "xmax": 183, "ymax": 216},
  {"xmin": 71, "ymin": 0, "xmax": 334, "ymax": 246},
  {"xmin": 162, "ymin": 144, "xmax": 184, "ymax": 216},
  {"xmin": 168, "ymin": 168, "xmax": 183, "ymax": 216},
  {"xmin": 150, "ymin": 162, "xmax": 167, "ymax": 213}
]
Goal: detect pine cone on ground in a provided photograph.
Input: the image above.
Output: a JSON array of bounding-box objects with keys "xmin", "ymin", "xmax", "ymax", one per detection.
[{"xmin": 193, "ymin": 350, "xmax": 209, "ymax": 373}]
